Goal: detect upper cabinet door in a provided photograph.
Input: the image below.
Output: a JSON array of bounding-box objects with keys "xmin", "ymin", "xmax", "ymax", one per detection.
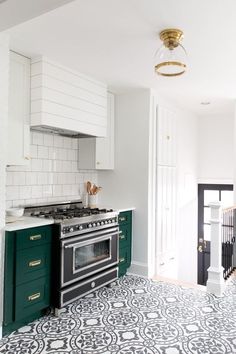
[
  {"xmin": 95, "ymin": 93, "xmax": 114, "ymax": 169},
  {"xmin": 157, "ymin": 106, "xmax": 176, "ymax": 167},
  {"xmin": 78, "ymin": 93, "xmax": 115, "ymax": 170},
  {"xmin": 7, "ymin": 51, "xmax": 30, "ymax": 166}
]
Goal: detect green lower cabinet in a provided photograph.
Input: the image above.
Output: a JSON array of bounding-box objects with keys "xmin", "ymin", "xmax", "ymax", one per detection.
[
  {"xmin": 3, "ymin": 225, "xmax": 53, "ymax": 336},
  {"xmin": 118, "ymin": 211, "xmax": 132, "ymax": 277}
]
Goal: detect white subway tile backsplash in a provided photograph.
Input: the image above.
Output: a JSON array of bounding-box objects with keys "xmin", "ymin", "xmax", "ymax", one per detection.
[
  {"xmin": 37, "ymin": 172, "xmax": 48, "ymax": 185},
  {"xmin": 6, "ymin": 186, "xmax": 19, "ymax": 201},
  {"xmin": 13, "ymin": 171, "xmax": 26, "ymax": 185},
  {"xmin": 42, "ymin": 159, "xmax": 52, "ymax": 172},
  {"xmin": 48, "ymin": 147, "xmax": 56, "ymax": 160},
  {"xmin": 6, "ymin": 131, "xmax": 97, "ymax": 206},
  {"xmin": 32, "ymin": 185, "xmax": 43, "ymax": 198},
  {"xmin": 43, "ymin": 134, "xmax": 53, "ymax": 147},
  {"xmin": 62, "ymin": 161, "xmax": 71, "ymax": 172},
  {"xmin": 72, "ymin": 139, "xmax": 78, "ymax": 150},
  {"xmin": 63, "ymin": 137, "xmax": 72, "ymax": 149},
  {"xmin": 19, "ymin": 186, "xmax": 31, "ymax": 199},
  {"xmin": 32, "ymin": 132, "xmax": 44, "ymax": 145},
  {"xmin": 54, "ymin": 135, "xmax": 64, "ymax": 148},
  {"xmin": 53, "ymin": 185, "xmax": 62, "ymax": 197},
  {"xmin": 30, "ymin": 145, "xmax": 38, "ymax": 158},
  {"xmin": 38, "ymin": 145, "xmax": 49, "ymax": 159},
  {"xmin": 25, "ymin": 172, "xmax": 37, "ymax": 185},
  {"xmin": 31, "ymin": 158, "xmax": 43, "ymax": 172}
]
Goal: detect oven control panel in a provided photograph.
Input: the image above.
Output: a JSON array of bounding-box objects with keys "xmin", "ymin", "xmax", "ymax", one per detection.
[{"xmin": 62, "ymin": 217, "xmax": 118, "ymax": 235}]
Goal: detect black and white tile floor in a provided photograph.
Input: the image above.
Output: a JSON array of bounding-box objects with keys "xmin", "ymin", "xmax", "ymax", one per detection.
[{"xmin": 1, "ymin": 275, "xmax": 236, "ymax": 353}]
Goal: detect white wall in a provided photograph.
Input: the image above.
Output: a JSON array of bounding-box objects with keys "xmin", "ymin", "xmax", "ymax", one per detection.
[
  {"xmin": 198, "ymin": 114, "xmax": 234, "ymax": 184},
  {"xmin": 98, "ymin": 90, "xmax": 151, "ymax": 276},
  {"xmin": 98, "ymin": 90, "xmax": 199, "ymax": 281},
  {"xmin": 0, "ymin": 33, "xmax": 9, "ymax": 332},
  {"xmin": 6, "ymin": 131, "xmax": 98, "ymax": 207}
]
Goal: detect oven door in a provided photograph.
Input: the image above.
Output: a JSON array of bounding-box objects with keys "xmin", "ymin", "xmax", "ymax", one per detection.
[{"xmin": 61, "ymin": 227, "xmax": 119, "ymax": 287}]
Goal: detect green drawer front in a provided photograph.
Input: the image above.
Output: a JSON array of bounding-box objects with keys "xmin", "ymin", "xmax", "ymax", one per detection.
[
  {"xmin": 118, "ymin": 211, "xmax": 132, "ymax": 225},
  {"xmin": 16, "ymin": 244, "xmax": 52, "ymax": 285},
  {"xmin": 15, "ymin": 276, "xmax": 50, "ymax": 321},
  {"xmin": 119, "ymin": 224, "xmax": 131, "ymax": 248},
  {"xmin": 16, "ymin": 226, "xmax": 52, "ymax": 250},
  {"xmin": 119, "ymin": 247, "xmax": 131, "ymax": 269},
  {"xmin": 119, "ymin": 264, "xmax": 128, "ymax": 277}
]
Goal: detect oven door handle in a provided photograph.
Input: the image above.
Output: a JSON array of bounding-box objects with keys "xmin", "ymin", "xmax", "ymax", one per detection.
[{"xmin": 64, "ymin": 232, "xmax": 118, "ymax": 249}]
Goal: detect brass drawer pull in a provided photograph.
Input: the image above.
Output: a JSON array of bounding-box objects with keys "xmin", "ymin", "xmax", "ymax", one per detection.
[
  {"xmin": 119, "ymin": 217, "xmax": 126, "ymax": 222},
  {"xmin": 28, "ymin": 292, "xmax": 40, "ymax": 301},
  {"xmin": 119, "ymin": 234, "xmax": 125, "ymax": 240},
  {"xmin": 29, "ymin": 234, "xmax": 42, "ymax": 241},
  {"xmin": 119, "ymin": 257, "xmax": 125, "ymax": 263},
  {"xmin": 29, "ymin": 259, "xmax": 42, "ymax": 267}
]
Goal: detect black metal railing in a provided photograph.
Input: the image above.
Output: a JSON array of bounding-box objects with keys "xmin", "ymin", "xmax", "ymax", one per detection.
[{"xmin": 222, "ymin": 207, "xmax": 235, "ymax": 279}]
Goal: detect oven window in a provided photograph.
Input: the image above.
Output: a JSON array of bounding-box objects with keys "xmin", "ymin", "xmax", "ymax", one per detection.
[{"xmin": 74, "ymin": 239, "xmax": 110, "ymax": 270}]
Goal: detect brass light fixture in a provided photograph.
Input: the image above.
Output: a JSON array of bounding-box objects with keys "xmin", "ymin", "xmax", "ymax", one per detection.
[{"xmin": 155, "ymin": 28, "xmax": 187, "ymax": 77}]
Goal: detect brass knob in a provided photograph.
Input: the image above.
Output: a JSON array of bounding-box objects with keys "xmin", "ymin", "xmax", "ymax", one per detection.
[{"xmin": 198, "ymin": 245, "xmax": 203, "ymax": 253}]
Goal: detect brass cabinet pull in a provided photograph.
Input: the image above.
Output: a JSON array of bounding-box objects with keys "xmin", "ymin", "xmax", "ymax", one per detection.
[
  {"xmin": 119, "ymin": 217, "xmax": 126, "ymax": 222},
  {"xmin": 119, "ymin": 234, "xmax": 125, "ymax": 240},
  {"xmin": 119, "ymin": 257, "xmax": 125, "ymax": 263},
  {"xmin": 28, "ymin": 292, "xmax": 40, "ymax": 301},
  {"xmin": 29, "ymin": 259, "xmax": 41, "ymax": 267},
  {"xmin": 29, "ymin": 234, "xmax": 42, "ymax": 241}
]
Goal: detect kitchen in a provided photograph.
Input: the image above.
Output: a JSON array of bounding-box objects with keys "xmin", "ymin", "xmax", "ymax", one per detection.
[{"xmin": 0, "ymin": 0, "xmax": 236, "ymax": 352}]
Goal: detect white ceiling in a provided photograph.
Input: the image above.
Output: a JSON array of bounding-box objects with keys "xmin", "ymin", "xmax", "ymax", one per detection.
[
  {"xmin": 5, "ymin": 0, "xmax": 236, "ymax": 115},
  {"xmin": 0, "ymin": 0, "xmax": 75, "ymax": 31}
]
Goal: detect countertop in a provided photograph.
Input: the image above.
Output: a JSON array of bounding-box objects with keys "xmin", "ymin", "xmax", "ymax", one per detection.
[{"xmin": 5, "ymin": 216, "xmax": 54, "ymax": 231}]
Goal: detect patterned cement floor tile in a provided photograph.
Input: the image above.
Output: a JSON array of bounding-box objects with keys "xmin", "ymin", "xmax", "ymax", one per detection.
[{"xmin": 0, "ymin": 275, "xmax": 236, "ymax": 353}]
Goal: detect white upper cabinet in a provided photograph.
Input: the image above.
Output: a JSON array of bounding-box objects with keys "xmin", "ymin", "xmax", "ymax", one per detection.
[
  {"xmin": 31, "ymin": 57, "xmax": 107, "ymax": 137},
  {"xmin": 157, "ymin": 106, "xmax": 176, "ymax": 167},
  {"xmin": 78, "ymin": 93, "xmax": 115, "ymax": 170},
  {"xmin": 7, "ymin": 51, "xmax": 30, "ymax": 166}
]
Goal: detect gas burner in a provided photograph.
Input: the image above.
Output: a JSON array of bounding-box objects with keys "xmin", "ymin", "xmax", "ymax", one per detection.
[{"xmin": 27, "ymin": 202, "xmax": 114, "ymax": 224}]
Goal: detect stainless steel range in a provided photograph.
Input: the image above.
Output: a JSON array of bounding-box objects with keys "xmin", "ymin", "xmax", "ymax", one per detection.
[{"xmin": 25, "ymin": 200, "xmax": 119, "ymax": 308}]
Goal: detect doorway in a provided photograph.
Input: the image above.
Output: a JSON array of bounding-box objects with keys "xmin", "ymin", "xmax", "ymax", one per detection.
[{"xmin": 198, "ymin": 184, "xmax": 233, "ymax": 285}]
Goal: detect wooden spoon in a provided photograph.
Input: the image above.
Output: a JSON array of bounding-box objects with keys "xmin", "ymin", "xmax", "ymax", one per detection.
[{"xmin": 87, "ymin": 181, "xmax": 92, "ymax": 195}]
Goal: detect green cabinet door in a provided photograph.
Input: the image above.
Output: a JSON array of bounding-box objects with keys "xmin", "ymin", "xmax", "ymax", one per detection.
[{"xmin": 118, "ymin": 211, "xmax": 132, "ymax": 277}]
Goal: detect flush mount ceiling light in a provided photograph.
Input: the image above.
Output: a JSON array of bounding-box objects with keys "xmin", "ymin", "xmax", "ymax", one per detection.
[{"xmin": 155, "ymin": 28, "xmax": 187, "ymax": 77}]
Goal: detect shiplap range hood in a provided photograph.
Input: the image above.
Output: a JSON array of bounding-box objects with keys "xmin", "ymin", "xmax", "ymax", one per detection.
[{"xmin": 30, "ymin": 57, "xmax": 108, "ymax": 138}]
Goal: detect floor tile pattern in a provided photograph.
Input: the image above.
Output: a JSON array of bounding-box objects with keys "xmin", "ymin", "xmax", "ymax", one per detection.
[{"xmin": 1, "ymin": 275, "xmax": 236, "ymax": 353}]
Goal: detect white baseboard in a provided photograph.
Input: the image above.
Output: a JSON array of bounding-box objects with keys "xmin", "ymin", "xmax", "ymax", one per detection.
[{"xmin": 128, "ymin": 261, "xmax": 148, "ymax": 277}]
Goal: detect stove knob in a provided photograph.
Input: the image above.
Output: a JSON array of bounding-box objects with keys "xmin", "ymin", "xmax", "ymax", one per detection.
[
  {"xmin": 88, "ymin": 223, "xmax": 92, "ymax": 228},
  {"xmin": 69, "ymin": 227, "xmax": 74, "ymax": 233},
  {"xmin": 108, "ymin": 220, "xmax": 112, "ymax": 224},
  {"xmin": 79, "ymin": 225, "xmax": 83, "ymax": 230},
  {"xmin": 112, "ymin": 219, "xmax": 115, "ymax": 223},
  {"xmin": 93, "ymin": 223, "xmax": 96, "ymax": 227},
  {"xmin": 105, "ymin": 220, "xmax": 108, "ymax": 224},
  {"xmin": 97, "ymin": 222, "xmax": 100, "ymax": 226},
  {"xmin": 101, "ymin": 221, "xmax": 104, "ymax": 225}
]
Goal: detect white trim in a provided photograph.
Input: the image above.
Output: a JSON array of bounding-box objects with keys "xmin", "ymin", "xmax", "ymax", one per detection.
[
  {"xmin": 198, "ymin": 178, "xmax": 233, "ymax": 185},
  {"xmin": 129, "ymin": 261, "xmax": 148, "ymax": 277}
]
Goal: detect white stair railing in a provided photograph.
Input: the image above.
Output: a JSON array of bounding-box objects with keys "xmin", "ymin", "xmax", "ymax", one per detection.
[{"xmin": 207, "ymin": 202, "xmax": 225, "ymax": 296}]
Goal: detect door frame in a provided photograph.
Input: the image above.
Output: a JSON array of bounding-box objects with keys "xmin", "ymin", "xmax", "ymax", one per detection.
[{"xmin": 197, "ymin": 183, "xmax": 233, "ymax": 285}]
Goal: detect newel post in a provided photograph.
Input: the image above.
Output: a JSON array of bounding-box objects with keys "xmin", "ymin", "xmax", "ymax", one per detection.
[{"xmin": 206, "ymin": 202, "xmax": 225, "ymax": 296}]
